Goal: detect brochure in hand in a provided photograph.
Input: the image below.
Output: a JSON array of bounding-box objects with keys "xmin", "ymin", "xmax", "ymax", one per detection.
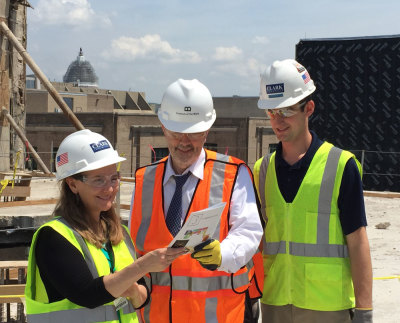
[{"xmin": 168, "ymin": 202, "xmax": 226, "ymax": 252}]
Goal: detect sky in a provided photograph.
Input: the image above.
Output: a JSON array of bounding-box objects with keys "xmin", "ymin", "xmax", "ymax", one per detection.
[{"xmin": 26, "ymin": 0, "xmax": 400, "ymax": 104}]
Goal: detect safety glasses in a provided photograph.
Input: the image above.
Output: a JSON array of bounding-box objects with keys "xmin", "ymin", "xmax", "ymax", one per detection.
[
  {"xmin": 165, "ymin": 129, "xmax": 208, "ymax": 141},
  {"xmin": 267, "ymin": 101, "xmax": 307, "ymax": 119},
  {"xmin": 77, "ymin": 172, "xmax": 121, "ymax": 188}
]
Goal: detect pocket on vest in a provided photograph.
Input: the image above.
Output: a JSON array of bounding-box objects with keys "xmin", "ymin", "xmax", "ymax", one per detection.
[{"xmin": 304, "ymin": 263, "xmax": 342, "ymax": 307}]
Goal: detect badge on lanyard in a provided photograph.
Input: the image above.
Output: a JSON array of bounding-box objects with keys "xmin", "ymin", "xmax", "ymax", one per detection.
[{"xmin": 114, "ymin": 297, "xmax": 128, "ymax": 311}]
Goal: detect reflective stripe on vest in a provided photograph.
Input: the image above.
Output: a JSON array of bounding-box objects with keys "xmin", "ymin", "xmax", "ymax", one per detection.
[
  {"xmin": 136, "ymin": 165, "xmax": 158, "ymax": 251},
  {"xmin": 261, "ymin": 145, "xmax": 349, "ymax": 258},
  {"xmin": 57, "ymin": 217, "xmax": 99, "ymax": 277},
  {"xmin": 151, "ymin": 269, "xmax": 250, "ymax": 292},
  {"xmin": 258, "ymin": 153, "xmax": 270, "ymax": 225},
  {"xmin": 27, "ymin": 304, "xmax": 120, "ymax": 323},
  {"xmin": 209, "ymin": 152, "xmax": 229, "ymax": 239},
  {"xmin": 27, "ymin": 303, "xmax": 136, "ymax": 323}
]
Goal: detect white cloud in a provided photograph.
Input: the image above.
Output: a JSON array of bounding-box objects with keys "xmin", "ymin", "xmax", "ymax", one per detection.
[
  {"xmin": 30, "ymin": 0, "xmax": 111, "ymax": 27},
  {"xmin": 210, "ymin": 46, "xmax": 261, "ymax": 78},
  {"xmin": 212, "ymin": 46, "xmax": 243, "ymax": 61},
  {"xmin": 102, "ymin": 34, "xmax": 202, "ymax": 64},
  {"xmin": 252, "ymin": 36, "xmax": 270, "ymax": 45},
  {"xmin": 214, "ymin": 57, "xmax": 261, "ymax": 78}
]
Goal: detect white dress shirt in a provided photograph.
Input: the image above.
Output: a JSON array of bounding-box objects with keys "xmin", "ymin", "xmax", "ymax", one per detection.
[{"xmin": 130, "ymin": 149, "xmax": 263, "ymax": 273}]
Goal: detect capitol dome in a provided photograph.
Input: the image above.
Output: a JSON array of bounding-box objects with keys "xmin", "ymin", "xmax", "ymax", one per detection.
[{"xmin": 63, "ymin": 48, "xmax": 98, "ymax": 87}]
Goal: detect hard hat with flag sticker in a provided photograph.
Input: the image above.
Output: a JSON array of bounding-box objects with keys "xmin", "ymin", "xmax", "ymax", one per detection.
[
  {"xmin": 258, "ymin": 59, "xmax": 316, "ymax": 110},
  {"xmin": 158, "ymin": 79, "xmax": 216, "ymax": 133},
  {"xmin": 55, "ymin": 129, "xmax": 126, "ymax": 180}
]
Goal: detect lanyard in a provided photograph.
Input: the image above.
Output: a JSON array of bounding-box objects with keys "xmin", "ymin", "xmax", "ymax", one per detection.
[
  {"xmin": 101, "ymin": 241, "xmax": 125, "ymax": 323},
  {"xmin": 101, "ymin": 241, "xmax": 115, "ymax": 273}
]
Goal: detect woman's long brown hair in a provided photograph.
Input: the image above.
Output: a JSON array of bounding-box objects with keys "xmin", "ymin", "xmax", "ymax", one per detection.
[{"xmin": 53, "ymin": 179, "xmax": 124, "ymax": 248}]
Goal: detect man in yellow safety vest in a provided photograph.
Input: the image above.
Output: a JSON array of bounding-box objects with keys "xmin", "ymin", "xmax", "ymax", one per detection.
[{"xmin": 253, "ymin": 59, "xmax": 373, "ymax": 323}]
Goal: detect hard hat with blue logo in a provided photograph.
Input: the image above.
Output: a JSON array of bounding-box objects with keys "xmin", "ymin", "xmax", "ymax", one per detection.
[
  {"xmin": 55, "ymin": 129, "xmax": 126, "ymax": 180},
  {"xmin": 258, "ymin": 59, "xmax": 316, "ymax": 110}
]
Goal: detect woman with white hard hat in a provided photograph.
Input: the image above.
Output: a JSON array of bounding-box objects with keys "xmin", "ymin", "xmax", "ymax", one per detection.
[{"xmin": 25, "ymin": 129, "xmax": 186, "ymax": 323}]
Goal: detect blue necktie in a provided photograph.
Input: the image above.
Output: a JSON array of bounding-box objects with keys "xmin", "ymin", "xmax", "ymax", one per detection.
[{"xmin": 166, "ymin": 172, "xmax": 191, "ymax": 236}]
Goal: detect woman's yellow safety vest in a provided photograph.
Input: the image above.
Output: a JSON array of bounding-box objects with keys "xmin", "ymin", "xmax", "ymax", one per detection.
[
  {"xmin": 253, "ymin": 142, "xmax": 360, "ymax": 311},
  {"xmin": 25, "ymin": 217, "xmax": 139, "ymax": 323}
]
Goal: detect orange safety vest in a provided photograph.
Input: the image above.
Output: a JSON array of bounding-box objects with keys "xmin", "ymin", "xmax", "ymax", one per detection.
[{"xmin": 130, "ymin": 149, "xmax": 263, "ymax": 323}]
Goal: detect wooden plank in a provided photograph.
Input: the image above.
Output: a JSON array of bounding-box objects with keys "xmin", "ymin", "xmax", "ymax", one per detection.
[
  {"xmin": 364, "ymin": 191, "xmax": 400, "ymax": 199},
  {"xmin": 0, "ymin": 172, "xmax": 32, "ymax": 178},
  {"xmin": 0, "ymin": 284, "xmax": 25, "ymax": 304},
  {"xmin": 0, "ymin": 284, "xmax": 25, "ymax": 294},
  {"xmin": 6, "ymin": 268, "xmax": 25, "ymax": 281},
  {"xmin": 0, "ymin": 186, "xmax": 30, "ymax": 197},
  {"xmin": 0, "ymin": 48, "xmax": 11, "ymax": 171},
  {"xmin": 31, "ymin": 171, "xmax": 55, "ymax": 178},
  {"xmin": 121, "ymin": 177, "xmax": 135, "ymax": 183},
  {"xmin": 0, "ymin": 198, "xmax": 57, "ymax": 208},
  {"xmin": 120, "ymin": 204, "xmax": 130, "ymax": 210},
  {"xmin": 0, "ymin": 261, "xmax": 28, "ymax": 269},
  {"xmin": 0, "ymin": 296, "xmax": 24, "ymax": 304}
]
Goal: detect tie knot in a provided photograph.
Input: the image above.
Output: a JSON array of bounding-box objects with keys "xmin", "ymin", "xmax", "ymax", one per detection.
[{"xmin": 174, "ymin": 172, "xmax": 191, "ymax": 188}]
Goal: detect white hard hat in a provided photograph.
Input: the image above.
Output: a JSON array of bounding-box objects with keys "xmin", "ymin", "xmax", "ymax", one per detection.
[
  {"xmin": 158, "ymin": 79, "xmax": 216, "ymax": 133},
  {"xmin": 258, "ymin": 59, "xmax": 316, "ymax": 110},
  {"xmin": 55, "ymin": 129, "xmax": 126, "ymax": 180}
]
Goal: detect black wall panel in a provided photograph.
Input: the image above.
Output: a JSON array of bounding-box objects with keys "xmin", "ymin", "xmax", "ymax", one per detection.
[{"xmin": 296, "ymin": 36, "xmax": 400, "ymax": 192}]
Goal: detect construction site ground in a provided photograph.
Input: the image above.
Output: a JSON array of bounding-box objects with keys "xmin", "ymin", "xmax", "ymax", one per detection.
[{"xmin": 0, "ymin": 178, "xmax": 399, "ymax": 322}]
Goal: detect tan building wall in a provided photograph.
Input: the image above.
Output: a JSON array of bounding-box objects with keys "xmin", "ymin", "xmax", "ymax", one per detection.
[
  {"xmin": 213, "ymin": 96, "xmax": 277, "ymax": 168},
  {"xmin": 87, "ymin": 93, "xmax": 114, "ymax": 112},
  {"xmin": 25, "ymin": 90, "xmax": 48, "ymax": 112},
  {"xmin": 27, "ymin": 90, "xmax": 115, "ymax": 113},
  {"xmin": 27, "ymin": 84, "xmax": 150, "ymax": 114},
  {"xmin": 248, "ymin": 118, "xmax": 277, "ymax": 169},
  {"xmin": 114, "ymin": 111, "xmax": 165, "ymax": 175},
  {"xmin": 213, "ymin": 96, "xmax": 266, "ymax": 118},
  {"xmin": 49, "ymin": 92, "xmax": 87, "ymax": 113}
]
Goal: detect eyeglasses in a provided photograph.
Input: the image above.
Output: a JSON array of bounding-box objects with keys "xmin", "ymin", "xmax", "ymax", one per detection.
[
  {"xmin": 165, "ymin": 129, "xmax": 208, "ymax": 141},
  {"xmin": 267, "ymin": 101, "xmax": 307, "ymax": 119},
  {"xmin": 78, "ymin": 173, "xmax": 121, "ymax": 188}
]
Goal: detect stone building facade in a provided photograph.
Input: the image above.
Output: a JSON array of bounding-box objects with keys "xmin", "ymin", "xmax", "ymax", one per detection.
[{"xmin": 26, "ymin": 88, "xmax": 276, "ymax": 176}]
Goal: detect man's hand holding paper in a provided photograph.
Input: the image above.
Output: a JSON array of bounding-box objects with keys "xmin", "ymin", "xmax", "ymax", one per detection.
[
  {"xmin": 191, "ymin": 239, "xmax": 221, "ymax": 271},
  {"xmin": 168, "ymin": 202, "xmax": 226, "ymax": 252}
]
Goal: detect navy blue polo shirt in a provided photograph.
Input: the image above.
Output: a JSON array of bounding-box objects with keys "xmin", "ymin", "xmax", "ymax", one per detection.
[{"xmin": 274, "ymin": 131, "xmax": 367, "ymax": 235}]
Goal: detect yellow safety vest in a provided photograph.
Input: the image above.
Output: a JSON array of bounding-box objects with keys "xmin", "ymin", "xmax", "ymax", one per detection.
[
  {"xmin": 253, "ymin": 142, "xmax": 360, "ymax": 311},
  {"xmin": 25, "ymin": 217, "xmax": 139, "ymax": 323}
]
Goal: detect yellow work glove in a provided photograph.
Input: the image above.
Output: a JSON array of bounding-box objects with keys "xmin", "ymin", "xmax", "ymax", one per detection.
[{"xmin": 191, "ymin": 239, "xmax": 221, "ymax": 271}]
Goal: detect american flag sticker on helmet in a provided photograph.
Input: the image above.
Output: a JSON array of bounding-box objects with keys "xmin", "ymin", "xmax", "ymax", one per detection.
[
  {"xmin": 302, "ymin": 71, "xmax": 311, "ymax": 84},
  {"xmin": 57, "ymin": 152, "xmax": 68, "ymax": 166}
]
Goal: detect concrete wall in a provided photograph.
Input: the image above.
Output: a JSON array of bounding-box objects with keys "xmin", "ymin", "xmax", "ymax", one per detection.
[
  {"xmin": 248, "ymin": 118, "xmax": 277, "ymax": 169},
  {"xmin": 26, "ymin": 90, "xmax": 48, "ymax": 112},
  {"xmin": 27, "ymin": 87, "xmax": 146, "ymax": 114},
  {"xmin": 49, "ymin": 92, "xmax": 87, "ymax": 113},
  {"xmin": 87, "ymin": 93, "xmax": 114, "ymax": 112},
  {"xmin": 115, "ymin": 112, "xmax": 165, "ymax": 175},
  {"xmin": 213, "ymin": 96, "xmax": 265, "ymax": 118}
]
